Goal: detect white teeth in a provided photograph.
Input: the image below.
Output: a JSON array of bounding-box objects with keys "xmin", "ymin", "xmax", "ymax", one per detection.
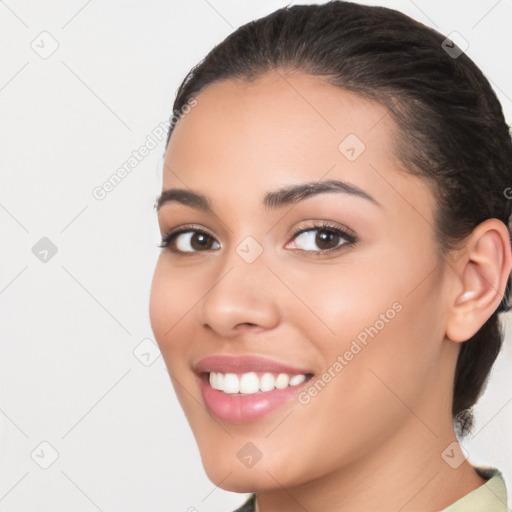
[
  {"xmin": 259, "ymin": 372, "xmax": 275, "ymax": 392},
  {"xmin": 208, "ymin": 371, "xmax": 309, "ymax": 394},
  {"xmin": 289, "ymin": 374, "xmax": 306, "ymax": 386},
  {"xmin": 223, "ymin": 373, "xmax": 240, "ymax": 394},
  {"xmin": 275, "ymin": 373, "xmax": 290, "ymax": 389},
  {"xmin": 209, "ymin": 371, "xmax": 224, "ymax": 390},
  {"xmin": 239, "ymin": 372, "xmax": 260, "ymax": 394}
]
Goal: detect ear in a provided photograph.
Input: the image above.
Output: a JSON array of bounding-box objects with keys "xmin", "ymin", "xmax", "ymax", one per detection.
[{"xmin": 445, "ymin": 218, "xmax": 512, "ymax": 343}]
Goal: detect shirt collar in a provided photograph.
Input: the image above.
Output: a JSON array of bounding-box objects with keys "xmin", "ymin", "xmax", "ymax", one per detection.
[{"xmin": 441, "ymin": 466, "xmax": 508, "ymax": 511}]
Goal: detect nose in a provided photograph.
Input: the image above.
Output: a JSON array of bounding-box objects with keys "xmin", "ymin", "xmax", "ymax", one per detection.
[{"xmin": 199, "ymin": 253, "xmax": 281, "ymax": 338}]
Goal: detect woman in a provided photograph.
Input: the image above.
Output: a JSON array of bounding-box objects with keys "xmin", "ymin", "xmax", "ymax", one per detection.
[{"xmin": 150, "ymin": 2, "xmax": 512, "ymax": 510}]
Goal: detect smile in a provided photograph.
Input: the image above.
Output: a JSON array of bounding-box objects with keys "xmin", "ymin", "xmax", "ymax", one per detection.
[{"xmin": 194, "ymin": 355, "xmax": 315, "ymax": 423}]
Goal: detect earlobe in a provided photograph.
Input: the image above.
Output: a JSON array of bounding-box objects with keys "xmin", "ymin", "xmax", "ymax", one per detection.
[{"xmin": 445, "ymin": 219, "xmax": 512, "ymax": 343}]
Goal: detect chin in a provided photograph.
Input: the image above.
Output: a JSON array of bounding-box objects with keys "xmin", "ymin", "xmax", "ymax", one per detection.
[
  {"xmin": 202, "ymin": 464, "xmax": 278, "ymax": 493},
  {"xmin": 199, "ymin": 446, "xmax": 306, "ymax": 493}
]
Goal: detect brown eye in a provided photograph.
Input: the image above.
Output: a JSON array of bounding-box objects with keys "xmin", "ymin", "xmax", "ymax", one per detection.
[
  {"xmin": 288, "ymin": 224, "xmax": 356, "ymax": 254},
  {"xmin": 160, "ymin": 230, "xmax": 221, "ymax": 253}
]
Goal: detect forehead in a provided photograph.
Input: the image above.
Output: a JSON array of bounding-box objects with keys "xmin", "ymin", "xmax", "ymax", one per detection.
[
  {"xmin": 167, "ymin": 71, "xmax": 396, "ymax": 175},
  {"xmin": 163, "ymin": 70, "xmax": 433, "ymax": 222}
]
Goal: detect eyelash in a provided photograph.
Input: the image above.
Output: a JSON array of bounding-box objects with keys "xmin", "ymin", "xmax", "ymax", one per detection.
[{"xmin": 158, "ymin": 222, "xmax": 357, "ymax": 256}]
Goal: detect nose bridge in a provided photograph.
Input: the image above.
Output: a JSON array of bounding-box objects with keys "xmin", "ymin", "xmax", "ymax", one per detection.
[{"xmin": 199, "ymin": 235, "xmax": 280, "ymax": 335}]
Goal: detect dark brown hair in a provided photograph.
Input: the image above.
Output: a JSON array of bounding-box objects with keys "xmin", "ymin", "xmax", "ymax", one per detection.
[{"xmin": 165, "ymin": 1, "xmax": 512, "ymax": 437}]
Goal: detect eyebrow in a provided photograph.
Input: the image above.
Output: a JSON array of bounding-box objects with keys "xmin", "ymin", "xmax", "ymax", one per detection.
[{"xmin": 155, "ymin": 179, "xmax": 381, "ymax": 212}]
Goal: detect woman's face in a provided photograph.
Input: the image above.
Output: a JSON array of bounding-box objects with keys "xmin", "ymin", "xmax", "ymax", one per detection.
[{"xmin": 150, "ymin": 71, "xmax": 458, "ymax": 491}]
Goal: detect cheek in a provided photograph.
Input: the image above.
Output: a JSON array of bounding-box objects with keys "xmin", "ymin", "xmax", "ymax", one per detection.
[
  {"xmin": 274, "ymin": 283, "xmax": 443, "ymax": 483},
  {"xmin": 149, "ymin": 260, "xmax": 172, "ymax": 347},
  {"xmin": 149, "ymin": 258, "xmax": 207, "ymax": 422},
  {"xmin": 289, "ymin": 246, "xmax": 444, "ymax": 419},
  {"xmin": 149, "ymin": 258, "xmax": 197, "ymax": 365},
  {"xmin": 278, "ymin": 255, "xmax": 399, "ymax": 339}
]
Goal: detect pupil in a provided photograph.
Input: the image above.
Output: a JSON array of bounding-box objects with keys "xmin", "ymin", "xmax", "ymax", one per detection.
[{"xmin": 316, "ymin": 230, "xmax": 338, "ymax": 250}]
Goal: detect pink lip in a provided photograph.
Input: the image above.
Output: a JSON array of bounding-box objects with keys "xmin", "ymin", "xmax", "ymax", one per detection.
[
  {"xmin": 194, "ymin": 355, "xmax": 314, "ymax": 424},
  {"xmin": 198, "ymin": 373, "xmax": 312, "ymax": 423},
  {"xmin": 194, "ymin": 355, "xmax": 313, "ymax": 375}
]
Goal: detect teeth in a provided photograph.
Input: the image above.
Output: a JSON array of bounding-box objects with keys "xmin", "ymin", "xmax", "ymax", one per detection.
[
  {"xmin": 275, "ymin": 373, "xmax": 290, "ymax": 389},
  {"xmin": 223, "ymin": 373, "xmax": 240, "ymax": 394},
  {"xmin": 289, "ymin": 374, "xmax": 306, "ymax": 386},
  {"xmin": 240, "ymin": 372, "xmax": 260, "ymax": 394},
  {"xmin": 260, "ymin": 372, "xmax": 275, "ymax": 392},
  {"xmin": 208, "ymin": 371, "xmax": 309, "ymax": 395},
  {"xmin": 209, "ymin": 371, "xmax": 223, "ymax": 391}
]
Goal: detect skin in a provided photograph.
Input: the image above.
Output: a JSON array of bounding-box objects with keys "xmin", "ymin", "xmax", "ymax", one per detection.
[{"xmin": 149, "ymin": 71, "xmax": 511, "ymax": 512}]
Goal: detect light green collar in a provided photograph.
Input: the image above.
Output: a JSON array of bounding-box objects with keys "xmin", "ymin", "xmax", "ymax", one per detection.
[
  {"xmin": 442, "ymin": 466, "xmax": 508, "ymax": 511},
  {"xmin": 233, "ymin": 466, "xmax": 508, "ymax": 512}
]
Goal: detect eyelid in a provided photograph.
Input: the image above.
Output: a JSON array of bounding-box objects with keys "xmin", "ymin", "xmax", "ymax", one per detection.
[
  {"xmin": 161, "ymin": 223, "xmax": 216, "ymax": 237},
  {"xmin": 290, "ymin": 219, "xmax": 357, "ymax": 239}
]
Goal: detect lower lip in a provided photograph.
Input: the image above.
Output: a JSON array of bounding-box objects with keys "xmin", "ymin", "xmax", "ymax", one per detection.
[{"xmin": 198, "ymin": 373, "xmax": 312, "ymax": 423}]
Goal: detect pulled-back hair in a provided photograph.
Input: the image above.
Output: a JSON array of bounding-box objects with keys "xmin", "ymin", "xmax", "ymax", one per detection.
[{"xmin": 165, "ymin": 1, "xmax": 512, "ymax": 437}]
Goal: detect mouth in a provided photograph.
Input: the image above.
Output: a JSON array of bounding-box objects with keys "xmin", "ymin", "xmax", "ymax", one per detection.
[{"xmin": 194, "ymin": 355, "xmax": 315, "ymax": 423}]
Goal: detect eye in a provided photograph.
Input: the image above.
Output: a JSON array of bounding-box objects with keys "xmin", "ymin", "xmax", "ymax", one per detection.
[
  {"xmin": 286, "ymin": 222, "xmax": 356, "ymax": 254},
  {"xmin": 159, "ymin": 227, "xmax": 220, "ymax": 253}
]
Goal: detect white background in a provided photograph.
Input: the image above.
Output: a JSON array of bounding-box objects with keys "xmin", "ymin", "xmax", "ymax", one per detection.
[{"xmin": 1, "ymin": 1, "xmax": 511, "ymax": 510}]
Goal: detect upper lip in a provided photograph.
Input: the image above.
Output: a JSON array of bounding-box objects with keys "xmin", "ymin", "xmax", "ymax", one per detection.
[{"xmin": 194, "ymin": 355, "xmax": 314, "ymax": 375}]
